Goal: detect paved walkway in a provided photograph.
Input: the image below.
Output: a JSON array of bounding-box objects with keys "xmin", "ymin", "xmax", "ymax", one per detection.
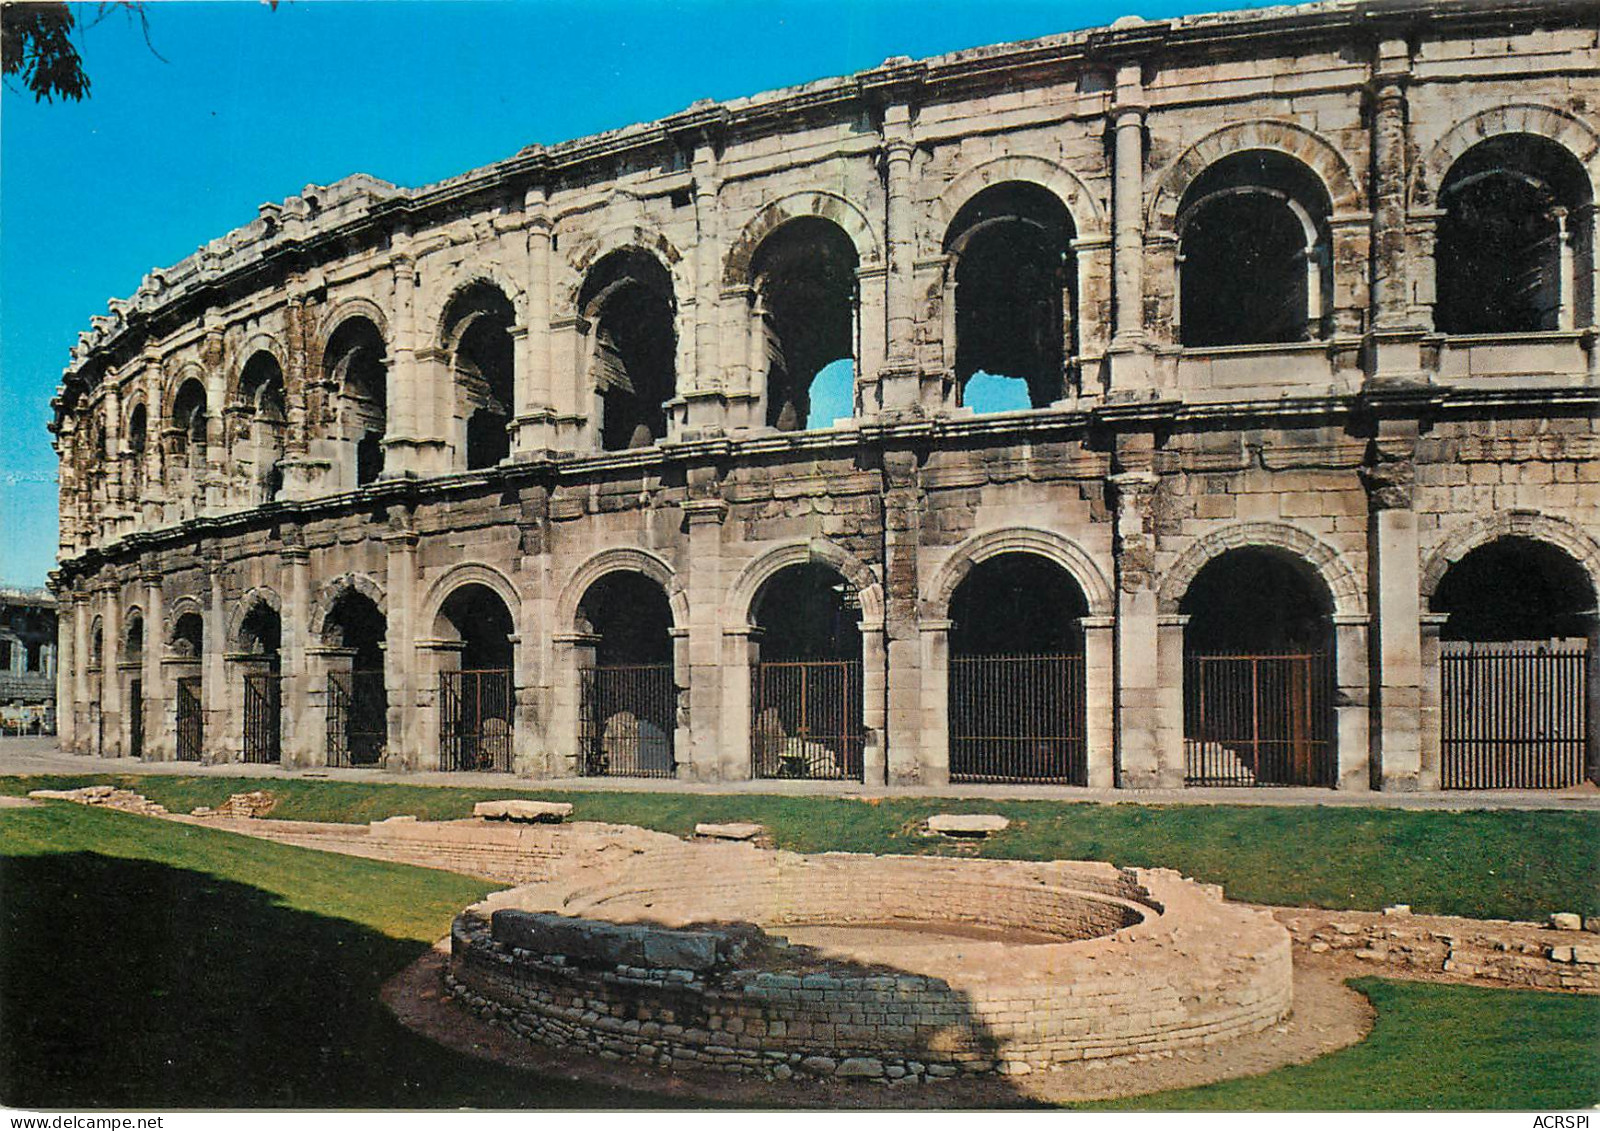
[{"xmin": 4, "ymin": 736, "xmax": 1595, "ymax": 810}]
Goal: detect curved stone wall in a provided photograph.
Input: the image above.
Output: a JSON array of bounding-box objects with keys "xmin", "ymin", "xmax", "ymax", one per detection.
[
  {"xmin": 447, "ymin": 843, "xmax": 1292, "ymax": 1079},
  {"xmin": 49, "ymin": 0, "xmax": 1600, "ymax": 794}
]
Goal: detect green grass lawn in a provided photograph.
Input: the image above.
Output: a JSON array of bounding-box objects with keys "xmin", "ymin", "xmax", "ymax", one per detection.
[
  {"xmin": 2, "ymin": 773, "xmax": 1595, "ymax": 920},
  {"xmin": 1, "ymin": 799, "xmax": 1595, "ymax": 1109}
]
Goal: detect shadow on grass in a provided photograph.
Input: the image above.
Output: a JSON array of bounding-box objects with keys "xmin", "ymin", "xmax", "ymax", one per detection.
[{"xmin": 0, "ymin": 851, "xmax": 659, "ymax": 1109}]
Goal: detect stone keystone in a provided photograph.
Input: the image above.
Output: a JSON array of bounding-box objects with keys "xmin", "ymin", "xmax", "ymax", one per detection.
[
  {"xmin": 694, "ymin": 822, "xmax": 765, "ymax": 841},
  {"xmin": 926, "ymin": 813, "xmax": 1010, "ymax": 837},
  {"xmin": 474, "ymin": 799, "xmax": 573, "ymax": 823}
]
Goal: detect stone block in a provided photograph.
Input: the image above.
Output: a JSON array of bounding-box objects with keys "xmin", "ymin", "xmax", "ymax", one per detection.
[
  {"xmin": 836, "ymin": 1057, "xmax": 885, "ymax": 1078},
  {"xmin": 694, "ymin": 822, "xmax": 765, "ymax": 841},
  {"xmin": 474, "ymin": 800, "xmax": 573, "ymax": 823},
  {"xmin": 1549, "ymin": 912, "xmax": 1583, "ymax": 931},
  {"xmin": 926, "ymin": 813, "xmax": 1010, "ymax": 837}
]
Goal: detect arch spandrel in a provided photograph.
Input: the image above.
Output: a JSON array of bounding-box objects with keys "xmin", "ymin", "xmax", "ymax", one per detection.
[
  {"xmin": 562, "ymin": 224, "xmax": 692, "ymax": 314},
  {"xmin": 316, "ymin": 297, "xmax": 391, "ymax": 346},
  {"xmin": 423, "ymin": 264, "xmax": 528, "ymax": 349},
  {"xmin": 225, "ymin": 586, "xmax": 283, "ymax": 651},
  {"xmin": 1411, "ymin": 104, "xmax": 1600, "ymax": 210},
  {"xmin": 1147, "ymin": 120, "xmax": 1363, "ymax": 236},
  {"xmin": 1421, "ymin": 511, "xmax": 1600, "ymax": 605},
  {"xmin": 722, "ymin": 191, "xmax": 882, "ymax": 289},
  {"xmin": 556, "ymin": 547, "xmax": 689, "ymax": 634},
  {"xmin": 727, "ymin": 538, "xmax": 884, "ymax": 630},
  {"xmin": 418, "ymin": 562, "xmax": 524, "ymax": 637},
  {"xmin": 923, "ymin": 528, "xmax": 1115, "ymax": 620},
  {"xmin": 308, "ymin": 572, "xmax": 389, "ymax": 640},
  {"xmin": 1157, "ymin": 522, "xmax": 1365, "ymax": 619},
  {"xmin": 934, "ymin": 155, "xmax": 1107, "ymax": 243}
]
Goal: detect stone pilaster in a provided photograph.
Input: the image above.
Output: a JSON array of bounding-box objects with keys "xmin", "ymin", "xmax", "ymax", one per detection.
[
  {"xmin": 202, "ymin": 325, "xmax": 227, "ymax": 514},
  {"xmin": 683, "ymin": 478, "xmax": 728, "ymax": 782},
  {"xmin": 101, "ymin": 583, "xmax": 122, "ymax": 757},
  {"xmin": 382, "ymin": 505, "xmax": 419, "ymax": 771},
  {"xmin": 515, "ymin": 188, "xmax": 556, "ymax": 455},
  {"xmin": 280, "ymin": 539, "xmax": 313, "ymax": 767},
  {"xmin": 72, "ymin": 591, "xmax": 90, "ymax": 753},
  {"xmin": 1365, "ymin": 38, "xmax": 1427, "ymax": 384},
  {"xmin": 1362, "ymin": 437, "xmax": 1423, "ymax": 790},
  {"xmin": 203, "ymin": 557, "xmax": 229, "ymax": 762},
  {"xmin": 143, "ymin": 570, "xmax": 165, "ymax": 761},
  {"xmin": 882, "ymin": 448, "xmax": 922, "ymax": 785},
  {"xmin": 55, "ymin": 589, "xmax": 76, "ymax": 752},
  {"xmin": 878, "ymin": 104, "xmax": 923, "ymax": 415},
  {"xmin": 1111, "ymin": 467, "xmax": 1164, "ymax": 787}
]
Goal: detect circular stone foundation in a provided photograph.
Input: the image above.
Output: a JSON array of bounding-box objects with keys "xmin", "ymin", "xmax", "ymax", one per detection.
[{"xmin": 447, "ymin": 833, "xmax": 1292, "ymax": 1082}]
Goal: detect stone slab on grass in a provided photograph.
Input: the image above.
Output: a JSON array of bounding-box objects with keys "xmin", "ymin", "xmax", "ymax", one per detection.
[
  {"xmin": 925, "ymin": 813, "xmax": 1010, "ymax": 837},
  {"xmin": 474, "ymin": 799, "xmax": 572, "ymax": 823},
  {"xmin": 694, "ymin": 822, "xmax": 765, "ymax": 841}
]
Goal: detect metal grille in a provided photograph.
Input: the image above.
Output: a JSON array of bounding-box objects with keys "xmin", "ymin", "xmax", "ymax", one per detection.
[
  {"xmin": 128, "ymin": 679, "xmax": 144, "ymax": 760},
  {"xmin": 243, "ymin": 672, "xmax": 282, "ymax": 764},
  {"xmin": 327, "ymin": 670, "xmax": 387, "ymax": 768},
  {"xmin": 751, "ymin": 660, "xmax": 864, "ymax": 781},
  {"xmin": 176, "ymin": 676, "xmax": 203, "ymax": 762},
  {"xmin": 580, "ymin": 663, "xmax": 676, "ymax": 778},
  {"xmin": 1183, "ymin": 652, "xmax": 1334, "ymax": 786},
  {"xmin": 1441, "ymin": 639, "xmax": 1589, "ymax": 789},
  {"xmin": 949, "ymin": 654, "xmax": 1086, "ymax": 784},
  {"xmin": 440, "ymin": 669, "xmax": 513, "ymax": 772}
]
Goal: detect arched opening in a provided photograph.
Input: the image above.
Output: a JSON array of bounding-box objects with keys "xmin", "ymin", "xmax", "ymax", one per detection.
[
  {"xmin": 169, "ymin": 379, "xmax": 208, "ymax": 505},
  {"xmin": 1177, "ymin": 151, "xmax": 1332, "ymax": 347},
  {"xmin": 749, "ymin": 562, "xmax": 863, "ymax": 780},
  {"xmin": 947, "ymin": 554, "xmax": 1088, "ymax": 784},
  {"xmin": 1180, "ymin": 548, "xmax": 1335, "ymax": 786},
  {"xmin": 324, "ymin": 317, "xmax": 388, "ymax": 486},
  {"xmin": 575, "ymin": 572, "xmax": 676, "ymax": 778},
  {"xmin": 945, "ymin": 182, "xmax": 1077, "ymax": 410},
  {"xmin": 1431, "ymin": 537, "xmax": 1595, "ymax": 788},
  {"xmin": 750, "ymin": 218, "xmax": 859, "ymax": 432},
  {"xmin": 444, "ymin": 283, "xmax": 516, "ymax": 470},
  {"xmin": 127, "ymin": 403, "xmax": 147, "ymax": 460},
  {"xmin": 237, "ymin": 352, "xmax": 287, "ymax": 503},
  {"xmin": 434, "ymin": 583, "xmax": 515, "ymax": 772},
  {"xmin": 172, "ymin": 611, "xmax": 204, "ymax": 763},
  {"xmin": 580, "ymin": 250, "xmax": 677, "ymax": 451},
  {"xmin": 237, "ymin": 603, "xmax": 282, "ymax": 764},
  {"xmin": 123, "ymin": 613, "xmax": 144, "ymax": 759},
  {"xmin": 323, "ymin": 589, "xmax": 388, "ymax": 768},
  {"xmin": 1435, "ymin": 134, "xmax": 1593, "ymax": 334}
]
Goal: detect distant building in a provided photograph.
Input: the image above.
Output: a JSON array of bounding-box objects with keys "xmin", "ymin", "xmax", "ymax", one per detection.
[{"xmin": 0, "ymin": 587, "xmax": 56, "ymax": 734}]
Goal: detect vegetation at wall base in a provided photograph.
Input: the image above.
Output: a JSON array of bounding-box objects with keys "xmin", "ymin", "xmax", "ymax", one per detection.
[{"xmin": 1, "ymin": 773, "xmax": 1595, "ymax": 921}]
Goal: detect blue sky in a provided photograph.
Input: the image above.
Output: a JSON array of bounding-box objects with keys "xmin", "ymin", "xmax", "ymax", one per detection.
[{"xmin": 0, "ymin": 0, "xmax": 1252, "ymax": 587}]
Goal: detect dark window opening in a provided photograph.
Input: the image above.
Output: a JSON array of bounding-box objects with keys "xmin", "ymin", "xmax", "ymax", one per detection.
[
  {"xmin": 0, "ymin": 641, "xmax": 12, "ymax": 670},
  {"xmin": 238, "ymin": 604, "xmax": 282, "ymax": 672},
  {"xmin": 325, "ymin": 590, "xmax": 387, "ymax": 671},
  {"xmin": 324, "ymin": 317, "xmax": 388, "ymax": 485},
  {"xmin": 238, "ymin": 352, "xmax": 287, "ymax": 503},
  {"xmin": 26, "ymin": 642, "xmax": 42, "ymax": 672},
  {"xmin": 171, "ymin": 379, "xmax": 208, "ymax": 467},
  {"xmin": 1436, "ymin": 134, "xmax": 1592, "ymax": 335},
  {"xmin": 753, "ymin": 562, "xmax": 862, "ymax": 662},
  {"xmin": 90, "ymin": 620, "xmax": 103, "ymax": 667},
  {"xmin": 579, "ymin": 572, "xmax": 673, "ymax": 666},
  {"xmin": 1432, "ymin": 536, "xmax": 1595, "ymax": 642},
  {"xmin": 946, "ymin": 182, "xmax": 1076, "ymax": 409},
  {"xmin": 127, "ymin": 404, "xmax": 147, "ymax": 458},
  {"xmin": 438, "ymin": 583, "xmax": 515, "ymax": 673},
  {"xmin": 751, "ymin": 218, "xmax": 859, "ymax": 432},
  {"xmin": 444, "ymin": 284, "xmax": 516, "ymax": 470},
  {"xmin": 950, "ymin": 554, "xmax": 1087, "ymax": 656},
  {"xmin": 1177, "ymin": 151, "xmax": 1330, "ymax": 348},
  {"xmin": 125, "ymin": 616, "xmax": 143, "ymax": 660},
  {"xmin": 580, "ymin": 250, "xmax": 677, "ymax": 451},
  {"xmin": 173, "ymin": 612, "xmax": 204, "ymax": 660}
]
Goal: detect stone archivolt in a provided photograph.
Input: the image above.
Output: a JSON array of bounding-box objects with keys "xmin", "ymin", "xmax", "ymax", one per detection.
[{"xmin": 50, "ymin": 0, "xmax": 1600, "ymax": 793}]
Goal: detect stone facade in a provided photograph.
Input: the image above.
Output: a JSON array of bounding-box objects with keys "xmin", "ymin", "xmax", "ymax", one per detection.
[{"xmin": 49, "ymin": 0, "xmax": 1600, "ymax": 790}]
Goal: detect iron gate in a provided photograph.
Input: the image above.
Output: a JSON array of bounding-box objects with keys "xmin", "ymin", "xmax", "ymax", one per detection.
[
  {"xmin": 440, "ymin": 669, "xmax": 513, "ymax": 772},
  {"xmin": 1441, "ymin": 640, "xmax": 1589, "ymax": 789},
  {"xmin": 327, "ymin": 670, "xmax": 387, "ymax": 768},
  {"xmin": 243, "ymin": 672, "xmax": 282, "ymax": 764},
  {"xmin": 580, "ymin": 663, "xmax": 676, "ymax": 778},
  {"xmin": 176, "ymin": 676, "xmax": 203, "ymax": 762},
  {"xmin": 949, "ymin": 653, "xmax": 1086, "ymax": 784},
  {"xmin": 751, "ymin": 660, "xmax": 864, "ymax": 780},
  {"xmin": 128, "ymin": 679, "xmax": 144, "ymax": 760},
  {"xmin": 1183, "ymin": 652, "xmax": 1334, "ymax": 786}
]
